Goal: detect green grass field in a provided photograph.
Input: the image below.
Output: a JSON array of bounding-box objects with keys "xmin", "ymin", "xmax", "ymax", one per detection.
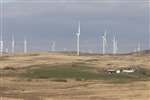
[{"xmin": 23, "ymin": 63, "xmax": 150, "ymax": 83}]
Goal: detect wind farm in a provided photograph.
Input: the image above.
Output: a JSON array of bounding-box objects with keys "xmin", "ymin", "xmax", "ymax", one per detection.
[
  {"xmin": 0, "ymin": 0, "xmax": 149, "ymax": 100},
  {"xmin": 0, "ymin": 22, "xmax": 150, "ymax": 100}
]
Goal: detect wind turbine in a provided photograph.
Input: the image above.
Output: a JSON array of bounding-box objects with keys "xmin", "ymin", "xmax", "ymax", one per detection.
[
  {"xmin": 0, "ymin": 32, "xmax": 3, "ymax": 56},
  {"xmin": 74, "ymin": 21, "xmax": 80, "ymax": 56},
  {"xmin": 137, "ymin": 42, "xmax": 141, "ymax": 52},
  {"xmin": 112, "ymin": 35, "xmax": 118, "ymax": 54},
  {"xmin": 0, "ymin": 1, "xmax": 4, "ymax": 56},
  {"xmin": 102, "ymin": 31, "xmax": 107, "ymax": 55},
  {"xmin": 24, "ymin": 37, "xmax": 27, "ymax": 54},
  {"xmin": 12, "ymin": 34, "xmax": 15, "ymax": 54},
  {"xmin": 51, "ymin": 41, "xmax": 55, "ymax": 52},
  {"xmin": 63, "ymin": 48, "xmax": 67, "ymax": 52},
  {"xmin": 5, "ymin": 48, "xmax": 8, "ymax": 54}
]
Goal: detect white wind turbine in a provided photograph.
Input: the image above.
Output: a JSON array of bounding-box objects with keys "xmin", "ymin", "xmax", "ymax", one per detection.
[
  {"xmin": 5, "ymin": 48, "xmax": 8, "ymax": 53},
  {"xmin": 63, "ymin": 48, "xmax": 67, "ymax": 52},
  {"xmin": 0, "ymin": 33, "xmax": 3, "ymax": 56},
  {"xmin": 137, "ymin": 42, "xmax": 141, "ymax": 52},
  {"xmin": 51, "ymin": 41, "xmax": 55, "ymax": 52},
  {"xmin": 112, "ymin": 35, "xmax": 118, "ymax": 54},
  {"xmin": 12, "ymin": 34, "xmax": 15, "ymax": 54},
  {"xmin": 74, "ymin": 21, "xmax": 80, "ymax": 56},
  {"xmin": 24, "ymin": 37, "xmax": 27, "ymax": 54},
  {"xmin": 102, "ymin": 31, "xmax": 107, "ymax": 55},
  {"xmin": 0, "ymin": 1, "xmax": 4, "ymax": 56}
]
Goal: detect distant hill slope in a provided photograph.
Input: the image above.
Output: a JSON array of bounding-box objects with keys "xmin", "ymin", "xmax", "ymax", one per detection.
[
  {"xmin": 51, "ymin": 50, "xmax": 150, "ymax": 56},
  {"xmin": 140, "ymin": 50, "xmax": 150, "ymax": 54},
  {"xmin": 129, "ymin": 50, "xmax": 150, "ymax": 55}
]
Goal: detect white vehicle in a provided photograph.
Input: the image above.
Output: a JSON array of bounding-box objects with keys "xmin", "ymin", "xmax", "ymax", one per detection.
[{"xmin": 122, "ymin": 69, "xmax": 135, "ymax": 73}]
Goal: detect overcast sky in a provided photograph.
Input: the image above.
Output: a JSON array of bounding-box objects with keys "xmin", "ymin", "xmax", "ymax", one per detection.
[{"xmin": 0, "ymin": 0, "xmax": 149, "ymax": 53}]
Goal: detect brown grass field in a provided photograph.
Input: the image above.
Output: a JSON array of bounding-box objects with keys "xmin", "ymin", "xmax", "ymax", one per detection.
[{"xmin": 0, "ymin": 52, "xmax": 150, "ymax": 100}]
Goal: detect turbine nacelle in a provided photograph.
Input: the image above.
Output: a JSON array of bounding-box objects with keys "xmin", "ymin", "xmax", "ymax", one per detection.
[{"xmin": 76, "ymin": 32, "xmax": 80, "ymax": 37}]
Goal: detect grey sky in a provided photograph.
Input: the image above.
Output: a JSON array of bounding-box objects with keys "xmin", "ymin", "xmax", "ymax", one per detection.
[{"xmin": 0, "ymin": 0, "xmax": 149, "ymax": 53}]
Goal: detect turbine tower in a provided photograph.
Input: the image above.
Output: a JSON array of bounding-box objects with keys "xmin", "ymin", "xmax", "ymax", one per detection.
[
  {"xmin": 5, "ymin": 48, "xmax": 8, "ymax": 53},
  {"xmin": 0, "ymin": 1, "xmax": 4, "ymax": 56},
  {"xmin": 75, "ymin": 21, "xmax": 80, "ymax": 56},
  {"xmin": 24, "ymin": 37, "xmax": 27, "ymax": 54},
  {"xmin": 137, "ymin": 43, "xmax": 141, "ymax": 52},
  {"xmin": 0, "ymin": 32, "xmax": 3, "ymax": 56},
  {"xmin": 112, "ymin": 35, "xmax": 118, "ymax": 54},
  {"xmin": 51, "ymin": 41, "xmax": 55, "ymax": 52},
  {"xmin": 102, "ymin": 31, "xmax": 107, "ymax": 55},
  {"xmin": 12, "ymin": 34, "xmax": 15, "ymax": 54}
]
